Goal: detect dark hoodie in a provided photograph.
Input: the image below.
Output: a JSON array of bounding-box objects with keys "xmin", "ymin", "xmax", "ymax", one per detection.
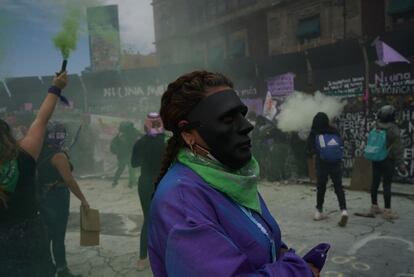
[
  {"xmin": 376, "ymin": 120, "xmax": 403, "ymax": 165},
  {"xmin": 306, "ymin": 112, "xmax": 340, "ymax": 157}
]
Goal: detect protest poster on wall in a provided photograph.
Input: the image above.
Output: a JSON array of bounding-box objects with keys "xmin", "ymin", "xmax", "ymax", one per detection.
[
  {"xmin": 267, "ymin": 73, "xmax": 295, "ymax": 97},
  {"xmin": 263, "ymin": 91, "xmax": 278, "ymax": 121},
  {"xmin": 242, "ymin": 98, "xmax": 263, "ymax": 116}
]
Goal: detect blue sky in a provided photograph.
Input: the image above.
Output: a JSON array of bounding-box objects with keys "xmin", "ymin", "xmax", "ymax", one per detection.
[{"xmin": 0, "ymin": 0, "xmax": 155, "ymax": 77}]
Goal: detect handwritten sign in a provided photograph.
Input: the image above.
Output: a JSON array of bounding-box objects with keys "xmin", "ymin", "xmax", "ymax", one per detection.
[
  {"xmin": 323, "ymin": 77, "xmax": 364, "ymax": 97},
  {"xmin": 267, "ymin": 73, "xmax": 295, "ymax": 96}
]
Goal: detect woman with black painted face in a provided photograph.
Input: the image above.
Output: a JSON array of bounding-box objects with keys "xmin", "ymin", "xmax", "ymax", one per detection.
[
  {"xmin": 148, "ymin": 71, "xmax": 325, "ymax": 277},
  {"xmin": 0, "ymin": 72, "xmax": 67, "ymax": 277}
]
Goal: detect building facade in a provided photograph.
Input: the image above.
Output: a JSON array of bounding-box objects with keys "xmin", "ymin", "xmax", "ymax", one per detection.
[{"xmin": 152, "ymin": 0, "xmax": 414, "ymax": 65}]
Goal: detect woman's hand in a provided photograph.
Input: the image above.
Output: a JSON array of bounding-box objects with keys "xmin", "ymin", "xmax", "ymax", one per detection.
[
  {"xmin": 308, "ymin": 263, "xmax": 320, "ymax": 277},
  {"xmin": 81, "ymin": 200, "xmax": 90, "ymax": 212},
  {"xmin": 53, "ymin": 71, "xmax": 68, "ymax": 90},
  {"xmin": 279, "ymin": 247, "xmax": 289, "ymax": 257}
]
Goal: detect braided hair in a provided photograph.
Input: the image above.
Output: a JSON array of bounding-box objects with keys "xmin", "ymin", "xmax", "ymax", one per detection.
[{"xmin": 154, "ymin": 71, "xmax": 233, "ymax": 189}]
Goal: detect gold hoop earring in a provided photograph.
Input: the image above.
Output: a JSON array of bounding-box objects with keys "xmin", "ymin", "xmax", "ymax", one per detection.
[{"xmin": 189, "ymin": 143, "xmax": 194, "ymax": 153}]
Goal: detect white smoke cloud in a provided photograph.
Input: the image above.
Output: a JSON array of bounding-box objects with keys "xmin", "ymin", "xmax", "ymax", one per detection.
[{"xmin": 277, "ymin": 91, "xmax": 346, "ymax": 133}]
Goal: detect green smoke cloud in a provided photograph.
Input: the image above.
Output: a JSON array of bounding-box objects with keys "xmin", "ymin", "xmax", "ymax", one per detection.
[
  {"xmin": 53, "ymin": 7, "xmax": 81, "ymax": 59},
  {"xmin": 88, "ymin": 5, "xmax": 120, "ymax": 48}
]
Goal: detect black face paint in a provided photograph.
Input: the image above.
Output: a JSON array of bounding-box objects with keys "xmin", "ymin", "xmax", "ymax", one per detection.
[{"xmin": 186, "ymin": 90, "xmax": 254, "ymax": 170}]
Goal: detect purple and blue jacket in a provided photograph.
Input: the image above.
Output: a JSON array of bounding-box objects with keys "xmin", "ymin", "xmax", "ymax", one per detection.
[{"xmin": 148, "ymin": 163, "xmax": 313, "ymax": 276}]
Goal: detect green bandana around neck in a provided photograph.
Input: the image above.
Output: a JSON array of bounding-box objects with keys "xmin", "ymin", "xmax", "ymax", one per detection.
[
  {"xmin": 177, "ymin": 148, "xmax": 261, "ymax": 214},
  {"xmin": 0, "ymin": 158, "xmax": 19, "ymax": 193}
]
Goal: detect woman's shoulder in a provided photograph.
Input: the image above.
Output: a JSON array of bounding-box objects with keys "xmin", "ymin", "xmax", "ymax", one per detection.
[
  {"xmin": 155, "ymin": 163, "xmax": 205, "ymax": 195},
  {"xmin": 151, "ymin": 163, "xmax": 223, "ymax": 227},
  {"xmin": 152, "ymin": 163, "xmax": 216, "ymax": 208}
]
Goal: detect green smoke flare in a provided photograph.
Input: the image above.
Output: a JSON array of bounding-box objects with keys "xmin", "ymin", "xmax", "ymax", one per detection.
[{"xmin": 53, "ymin": 7, "xmax": 81, "ymax": 59}]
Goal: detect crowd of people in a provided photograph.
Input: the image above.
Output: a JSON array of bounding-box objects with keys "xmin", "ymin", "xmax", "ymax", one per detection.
[{"xmin": 0, "ymin": 69, "xmax": 406, "ymax": 276}]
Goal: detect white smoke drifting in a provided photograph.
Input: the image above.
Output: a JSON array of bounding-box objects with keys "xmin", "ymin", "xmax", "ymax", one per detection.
[{"xmin": 277, "ymin": 91, "xmax": 346, "ymax": 133}]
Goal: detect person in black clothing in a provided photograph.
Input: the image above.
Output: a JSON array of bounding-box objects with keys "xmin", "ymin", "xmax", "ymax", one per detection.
[
  {"xmin": 307, "ymin": 112, "xmax": 348, "ymax": 227},
  {"xmin": 368, "ymin": 105, "xmax": 406, "ymax": 220},
  {"xmin": 111, "ymin": 121, "xmax": 140, "ymax": 187},
  {"xmin": 131, "ymin": 112, "xmax": 165, "ymax": 271},
  {"xmin": 38, "ymin": 121, "xmax": 90, "ymax": 277},
  {"xmin": 0, "ymin": 72, "xmax": 67, "ymax": 277}
]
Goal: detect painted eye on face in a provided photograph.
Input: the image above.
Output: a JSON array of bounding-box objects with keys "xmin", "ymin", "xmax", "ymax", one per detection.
[
  {"xmin": 220, "ymin": 106, "xmax": 248, "ymax": 124},
  {"xmin": 221, "ymin": 114, "xmax": 236, "ymax": 124}
]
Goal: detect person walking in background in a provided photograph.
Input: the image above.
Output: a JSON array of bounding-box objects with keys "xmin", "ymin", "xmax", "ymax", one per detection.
[
  {"xmin": 131, "ymin": 112, "xmax": 166, "ymax": 271},
  {"xmin": 0, "ymin": 72, "xmax": 67, "ymax": 277},
  {"xmin": 110, "ymin": 121, "xmax": 139, "ymax": 187},
  {"xmin": 307, "ymin": 112, "xmax": 348, "ymax": 227},
  {"xmin": 38, "ymin": 121, "xmax": 90, "ymax": 277},
  {"xmin": 364, "ymin": 105, "xmax": 407, "ymax": 220}
]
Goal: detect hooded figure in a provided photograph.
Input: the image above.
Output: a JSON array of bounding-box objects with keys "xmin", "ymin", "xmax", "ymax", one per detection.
[
  {"xmin": 110, "ymin": 121, "xmax": 139, "ymax": 187},
  {"xmin": 131, "ymin": 113, "xmax": 166, "ymax": 270},
  {"xmin": 307, "ymin": 112, "xmax": 348, "ymax": 227},
  {"xmin": 368, "ymin": 105, "xmax": 405, "ymax": 220}
]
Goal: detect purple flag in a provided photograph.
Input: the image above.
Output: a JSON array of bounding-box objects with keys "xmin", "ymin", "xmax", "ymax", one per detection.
[{"xmin": 372, "ymin": 37, "xmax": 410, "ymax": 67}]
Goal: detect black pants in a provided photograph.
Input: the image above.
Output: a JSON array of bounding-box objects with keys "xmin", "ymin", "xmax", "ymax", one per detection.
[
  {"xmin": 113, "ymin": 158, "xmax": 135, "ymax": 185},
  {"xmin": 138, "ymin": 175, "xmax": 154, "ymax": 259},
  {"xmin": 40, "ymin": 186, "xmax": 70, "ymax": 270},
  {"xmin": 371, "ymin": 159, "xmax": 394, "ymax": 209},
  {"xmin": 316, "ymin": 160, "xmax": 347, "ymax": 211},
  {"xmin": 0, "ymin": 216, "xmax": 55, "ymax": 277}
]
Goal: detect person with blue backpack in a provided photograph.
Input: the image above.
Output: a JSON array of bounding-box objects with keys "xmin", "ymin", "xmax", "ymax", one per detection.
[
  {"xmin": 364, "ymin": 105, "xmax": 406, "ymax": 220},
  {"xmin": 307, "ymin": 112, "xmax": 348, "ymax": 227}
]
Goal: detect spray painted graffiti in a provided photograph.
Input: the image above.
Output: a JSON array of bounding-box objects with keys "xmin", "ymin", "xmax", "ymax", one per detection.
[
  {"xmin": 337, "ymin": 109, "xmax": 414, "ymax": 183},
  {"xmin": 102, "ymin": 85, "xmax": 165, "ymax": 98},
  {"xmin": 371, "ymin": 71, "xmax": 414, "ymax": 95}
]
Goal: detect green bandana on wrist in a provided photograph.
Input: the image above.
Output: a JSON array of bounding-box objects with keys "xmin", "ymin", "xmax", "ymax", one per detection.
[
  {"xmin": 177, "ymin": 148, "xmax": 261, "ymax": 214},
  {"xmin": 0, "ymin": 158, "xmax": 19, "ymax": 193}
]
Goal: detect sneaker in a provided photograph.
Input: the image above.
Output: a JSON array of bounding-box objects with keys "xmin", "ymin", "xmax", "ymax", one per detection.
[
  {"xmin": 338, "ymin": 210, "xmax": 348, "ymax": 227},
  {"xmin": 57, "ymin": 268, "xmax": 82, "ymax": 277},
  {"xmin": 370, "ymin": 205, "xmax": 382, "ymax": 215},
  {"xmin": 382, "ymin": 209, "xmax": 399, "ymax": 220},
  {"xmin": 137, "ymin": 258, "xmax": 150, "ymax": 271},
  {"xmin": 313, "ymin": 210, "xmax": 328, "ymax": 221}
]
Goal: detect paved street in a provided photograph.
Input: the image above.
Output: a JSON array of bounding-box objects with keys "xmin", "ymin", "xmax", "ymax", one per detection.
[{"xmin": 65, "ymin": 178, "xmax": 414, "ymax": 277}]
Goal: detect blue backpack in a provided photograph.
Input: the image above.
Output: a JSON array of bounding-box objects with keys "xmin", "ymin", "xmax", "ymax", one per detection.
[
  {"xmin": 315, "ymin": 134, "xmax": 343, "ymax": 162},
  {"xmin": 364, "ymin": 129, "xmax": 388, "ymax": 161}
]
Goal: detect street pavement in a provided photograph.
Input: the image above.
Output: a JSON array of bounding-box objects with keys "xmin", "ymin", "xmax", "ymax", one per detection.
[{"xmin": 66, "ymin": 178, "xmax": 414, "ymax": 277}]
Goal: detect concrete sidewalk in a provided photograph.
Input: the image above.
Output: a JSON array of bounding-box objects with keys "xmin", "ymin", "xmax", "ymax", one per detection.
[
  {"xmin": 298, "ymin": 177, "xmax": 414, "ymax": 197},
  {"xmin": 65, "ymin": 178, "xmax": 414, "ymax": 277}
]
